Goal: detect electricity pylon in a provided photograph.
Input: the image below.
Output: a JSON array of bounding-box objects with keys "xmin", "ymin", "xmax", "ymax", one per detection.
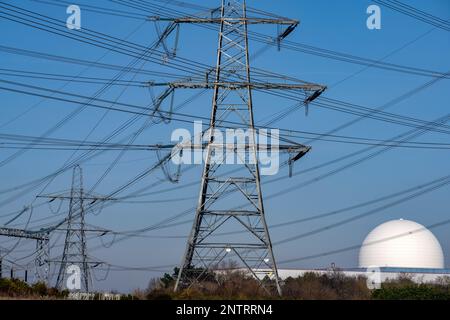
[
  {"xmin": 38, "ymin": 165, "xmax": 111, "ymax": 292},
  {"xmin": 152, "ymin": 0, "xmax": 326, "ymax": 295},
  {"xmin": 0, "ymin": 226, "xmax": 49, "ymax": 282}
]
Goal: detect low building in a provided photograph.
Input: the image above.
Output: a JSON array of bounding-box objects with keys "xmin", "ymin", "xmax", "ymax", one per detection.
[{"xmin": 276, "ymin": 267, "xmax": 450, "ymax": 283}]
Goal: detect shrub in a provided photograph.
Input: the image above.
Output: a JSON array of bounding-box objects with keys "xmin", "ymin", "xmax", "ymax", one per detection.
[
  {"xmin": 31, "ymin": 282, "xmax": 48, "ymax": 296},
  {"xmin": 0, "ymin": 278, "xmax": 31, "ymax": 297},
  {"xmin": 282, "ymin": 272, "xmax": 371, "ymax": 300},
  {"xmin": 372, "ymin": 284, "xmax": 450, "ymax": 300}
]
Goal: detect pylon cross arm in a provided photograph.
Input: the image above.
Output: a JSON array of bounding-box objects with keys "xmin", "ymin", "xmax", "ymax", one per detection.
[{"xmin": 149, "ymin": 17, "xmax": 299, "ymax": 26}]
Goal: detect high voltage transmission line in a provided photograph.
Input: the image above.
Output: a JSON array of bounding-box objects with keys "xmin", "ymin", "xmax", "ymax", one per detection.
[
  {"xmin": 373, "ymin": 0, "xmax": 450, "ymax": 32},
  {"xmin": 0, "ymin": 0, "xmax": 448, "ymax": 292},
  {"xmin": 110, "ymin": 0, "xmax": 450, "ymax": 79},
  {"xmin": 4, "ymin": 104, "xmax": 450, "ymax": 229},
  {"xmin": 3, "ymin": 104, "xmax": 449, "ymax": 245},
  {"xmin": 21, "ymin": 0, "xmax": 450, "ymax": 79},
  {"xmin": 0, "ymin": 1, "xmax": 446, "ymax": 171},
  {"xmin": 2, "ymin": 77, "xmax": 450, "ymax": 138},
  {"xmin": 74, "ymin": 109, "xmax": 450, "ymax": 258},
  {"xmin": 2, "ymin": 132, "xmax": 450, "ymax": 150},
  {"xmin": 2, "ymin": 0, "xmax": 322, "ymax": 295},
  {"xmin": 0, "ymin": 0, "xmax": 201, "ymax": 217},
  {"xmin": 73, "ymin": 172, "xmax": 450, "ymax": 243}
]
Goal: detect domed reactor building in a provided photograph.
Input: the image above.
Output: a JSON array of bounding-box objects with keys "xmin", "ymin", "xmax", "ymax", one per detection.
[
  {"xmin": 359, "ymin": 219, "xmax": 444, "ymax": 269},
  {"xmin": 275, "ymin": 219, "xmax": 449, "ymax": 283}
]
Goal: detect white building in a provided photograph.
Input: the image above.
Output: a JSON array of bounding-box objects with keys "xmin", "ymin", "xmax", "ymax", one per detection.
[
  {"xmin": 275, "ymin": 267, "xmax": 450, "ymax": 283},
  {"xmin": 359, "ymin": 219, "xmax": 444, "ymax": 269},
  {"xmin": 275, "ymin": 219, "xmax": 449, "ymax": 283}
]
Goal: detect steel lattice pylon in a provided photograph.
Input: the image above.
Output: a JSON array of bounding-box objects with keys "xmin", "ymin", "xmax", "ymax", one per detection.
[
  {"xmin": 175, "ymin": 0, "xmax": 289, "ymax": 296},
  {"xmin": 0, "ymin": 225, "xmax": 50, "ymax": 283},
  {"xmin": 38, "ymin": 166, "xmax": 112, "ymax": 292},
  {"xmin": 35, "ymin": 236, "xmax": 50, "ymax": 283},
  {"xmin": 54, "ymin": 165, "xmax": 91, "ymax": 292}
]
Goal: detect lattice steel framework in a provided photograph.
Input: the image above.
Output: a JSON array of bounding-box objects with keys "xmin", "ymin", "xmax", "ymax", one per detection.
[
  {"xmin": 54, "ymin": 165, "xmax": 91, "ymax": 291},
  {"xmin": 0, "ymin": 226, "xmax": 50, "ymax": 283},
  {"xmin": 35, "ymin": 236, "xmax": 50, "ymax": 282},
  {"xmin": 37, "ymin": 165, "xmax": 112, "ymax": 292},
  {"xmin": 172, "ymin": 0, "xmax": 325, "ymax": 296}
]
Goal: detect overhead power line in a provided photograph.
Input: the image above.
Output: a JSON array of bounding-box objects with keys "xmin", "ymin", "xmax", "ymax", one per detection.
[
  {"xmin": 117, "ymin": 0, "xmax": 450, "ymax": 79},
  {"xmin": 28, "ymin": 0, "xmax": 450, "ymax": 79},
  {"xmin": 373, "ymin": 0, "xmax": 450, "ymax": 32}
]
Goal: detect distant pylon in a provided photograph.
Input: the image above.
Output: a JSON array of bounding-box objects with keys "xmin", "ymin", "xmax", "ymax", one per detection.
[
  {"xmin": 0, "ymin": 225, "xmax": 50, "ymax": 283},
  {"xmin": 34, "ymin": 234, "xmax": 50, "ymax": 283},
  {"xmin": 56, "ymin": 165, "xmax": 91, "ymax": 291},
  {"xmin": 39, "ymin": 165, "xmax": 109, "ymax": 292}
]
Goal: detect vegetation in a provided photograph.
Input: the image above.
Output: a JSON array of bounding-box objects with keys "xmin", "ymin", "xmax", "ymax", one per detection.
[
  {"xmin": 0, "ymin": 278, "xmax": 68, "ymax": 299},
  {"xmin": 141, "ymin": 269, "xmax": 450, "ymax": 300},
  {"xmin": 2, "ymin": 272, "xmax": 450, "ymax": 300},
  {"xmin": 0, "ymin": 277, "xmax": 134, "ymax": 300},
  {"xmin": 282, "ymin": 271, "xmax": 371, "ymax": 300},
  {"xmin": 372, "ymin": 276, "xmax": 450, "ymax": 300}
]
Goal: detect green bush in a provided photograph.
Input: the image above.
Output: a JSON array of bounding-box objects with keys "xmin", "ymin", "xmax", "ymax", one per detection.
[
  {"xmin": 372, "ymin": 284, "xmax": 450, "ymax": 300},
  {"xmin": 0, "ymin": 277, "xmax": 67, "ymax": 298},
  {"xmin": 283, "ymin": 272, "xmax": 371, "ymax": 300},
  {"xmin": 0, "ymin": 278, "xmax": 32, "ymax": 297},
  {"xmin": 143, "ymin": 268, "xmax": 450, "ymax": 300},
  {"xmin": 31, "ymin": 282, "xmax": 48, "ymax": 296}
]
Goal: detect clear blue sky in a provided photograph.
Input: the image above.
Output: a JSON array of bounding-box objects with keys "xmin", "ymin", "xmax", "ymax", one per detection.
[{"xmin": 0, "ymin": 0, "xmax": 449, "ymax": 292}]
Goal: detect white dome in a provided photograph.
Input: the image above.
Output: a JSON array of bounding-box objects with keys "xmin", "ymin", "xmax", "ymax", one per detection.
[{"xmin": 359, "ymin": 219, "xmax": 444, "ymax": 269}]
